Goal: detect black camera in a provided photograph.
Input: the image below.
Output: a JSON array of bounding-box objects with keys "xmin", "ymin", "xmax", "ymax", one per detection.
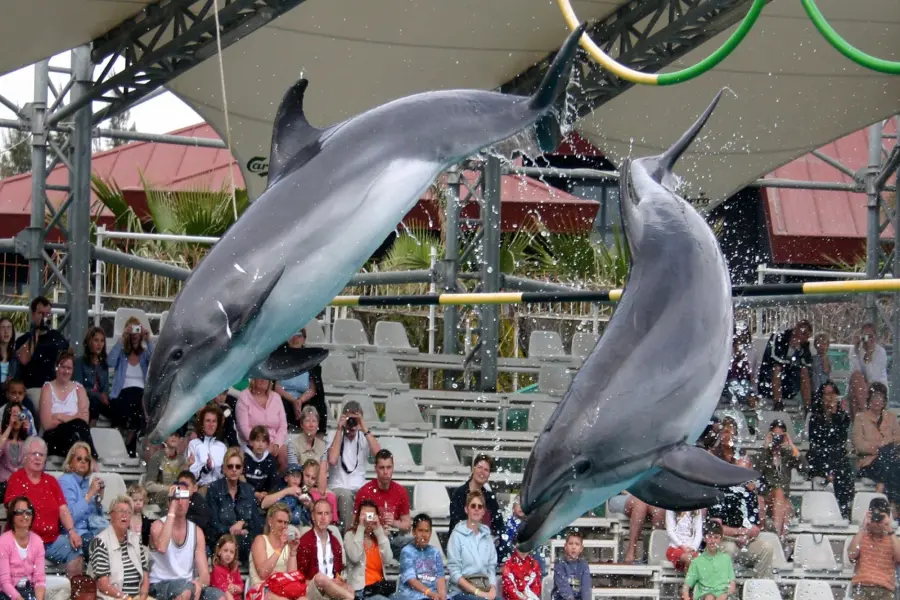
[
  {"xmin": 346, "ymin": 416, "xmax": 358, "ymax": 428},
  {"xmin": 871, "ymin": 510, "xmax": 886, "ymax": 523},
  {"xmin": 771, "ymin": 434, "xmax": 784, "ymax": 446},
  {"xmin": 40, "ymin": 315, "xmax": 51, "ymax": 329}
]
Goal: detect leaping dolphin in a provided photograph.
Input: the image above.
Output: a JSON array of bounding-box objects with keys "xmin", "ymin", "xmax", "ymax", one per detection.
[
  {"xmin": 515, "ymin": 90, "xmax": 758, "ymax": 552},
  {"xmin": 141, "ymin": 23, "xmax": 589, "ymax": 442}
]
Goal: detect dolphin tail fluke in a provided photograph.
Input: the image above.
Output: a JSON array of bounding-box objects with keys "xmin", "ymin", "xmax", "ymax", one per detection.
[
  {"xmin": 658, "ymin": 444, "xmax": 758, "ymax": 487},
  {"xmin": 248, "ymin": 345, "xmax": 329, "ymax": 381},
  {"xmin": 527, "ymin": 22, "xmax": 589, "ymax": 112},
  {"xmin": 657, "ymin": 88, "xmax": 727, "ymax": 177},
  {"xmin": 628, "ymin": 471, "xmax": 724, "ymax": 512}
]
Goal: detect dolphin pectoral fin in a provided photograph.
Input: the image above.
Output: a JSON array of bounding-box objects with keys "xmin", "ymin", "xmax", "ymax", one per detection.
[
  {"xmin": 248, "ymin": 345, "xmax": 329, "ymax": 381},
  {"xmin": 658, "ymin": 445, "xmax": 759, "ymax": 487},
  {"xmin": 628, "ymin": 471, "xmax": 724, "ymax": 512},
  {"xmin": 268, "ymin": 79, "xmax": 325, "ymax": 186}
]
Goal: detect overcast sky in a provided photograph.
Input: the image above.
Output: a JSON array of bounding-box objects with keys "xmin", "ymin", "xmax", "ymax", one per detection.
[{"xmin": 0, "ymin": 53, "xmax": 203, "ymax": 136}]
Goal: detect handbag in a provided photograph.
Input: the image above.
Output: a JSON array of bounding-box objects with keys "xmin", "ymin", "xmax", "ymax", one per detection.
[
  {"xmin": 71, "ymin": 575, "xmax": 97, "ymax": 600},
  {"xmin": 467, "ymin": 576, "xmax": 492, "ymax": 593},
  {"xmin": 362, "ymin": 580, "xmax": 396, "ymax": 598},
  {"xmin": 266, "ymin": 571, "xmax": 308, "ymax": 599}
]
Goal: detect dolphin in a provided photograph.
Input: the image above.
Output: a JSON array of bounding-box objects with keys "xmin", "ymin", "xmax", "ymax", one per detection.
[
  {"xmin": 141, "ymin": 23, "xmax": 589, "ymax": 442},
  {"xmin": 515, "ymin": 90, "xmax": 758, "ymax": 552},
  {"xmin": 627, "ymin": 467, "xmax": 725, "ymax": 512}
]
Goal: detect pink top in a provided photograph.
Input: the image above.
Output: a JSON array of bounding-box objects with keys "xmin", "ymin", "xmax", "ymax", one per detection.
[
  {"xmin": 237, "ymin": 389, "xmax": 287, "ymax": 447},
  {"xmin": 0, "ymin": 441, "xmax": 24, "ymax": 482},
  {"xmin": 0, "ymin": 531, "xmax": 46, "ymax": 597}
]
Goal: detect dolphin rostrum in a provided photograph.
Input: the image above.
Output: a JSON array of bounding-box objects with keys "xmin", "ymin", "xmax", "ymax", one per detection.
[
  {"xmin": 141, "ymin": 23, "xmax": 589, "ymax": 442},
  {"xmin": 516, "ymin": 90, "xmax": 758, "ymax": 552}
]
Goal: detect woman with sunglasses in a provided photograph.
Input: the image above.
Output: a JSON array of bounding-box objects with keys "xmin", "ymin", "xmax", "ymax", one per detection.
[
  {"xmin": 58, "ymin": 442, "xmax": 108, "ymax": 554},
  {"xmin": 447, "ymin": 491, "xmax": 498, "ymax": 600},
  {"xmin": 206, "ymin": 447, "xmax": 265, "ymax": 564},
  {"xmin": 0, "ymin": 496, "xmax": 46, "ymax": 600}
]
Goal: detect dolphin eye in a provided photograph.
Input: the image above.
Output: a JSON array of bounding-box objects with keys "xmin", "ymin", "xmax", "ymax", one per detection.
[
  {"xmin": 573, "ymin": 459, "xmax": 591, "ymax": 477},
  {"xmin": 171, "ymin": 349, "xmax": 184, "ymax": 361}
]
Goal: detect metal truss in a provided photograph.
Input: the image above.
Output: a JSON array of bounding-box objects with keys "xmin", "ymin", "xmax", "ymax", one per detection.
[
  {"xmin": 501, "ymin": 0, "xmax": 771, "ymax": 116},
  {"xmin": 48, "ymin": 0, "xmax": 309, "ymax": 128}
]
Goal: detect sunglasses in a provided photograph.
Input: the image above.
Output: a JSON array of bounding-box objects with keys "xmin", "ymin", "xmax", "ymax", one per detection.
[
  {"xmin": 225, "ymin": 463, "xmax": 242, "ymax": 470},
  {"xmin": 13, "ymin": 509, "xmax": 33, "ymax": 517},
  {"xmin": 74, "ymin": 456, "xmax": 91, "ymax": 463},
  {"xmin": 469, "ymin": 503, "xmax": 485, "ymax": 509}
]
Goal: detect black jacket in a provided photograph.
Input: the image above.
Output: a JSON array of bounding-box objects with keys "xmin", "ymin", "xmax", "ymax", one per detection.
[{"xmin": 446, "ymin": 479, "xmax": 510, "ymax": 560}]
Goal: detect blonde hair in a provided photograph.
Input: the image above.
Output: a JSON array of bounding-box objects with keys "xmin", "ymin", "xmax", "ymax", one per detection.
[
  {"xmin": 109, "ymin": 495, "xmax": 134, "ymax": 516},
  {"xmin": 63, "ymin": 441, "xmax": 93, "ymax": 473},
  {"xmin": 122, "ymin": 316, "xmax": 144, "ymax": 354},
  {"xmin": 223, "ymin": 446, "xmax": 244, "ymax": 469},
  {"xmin": 127, "ymin": 484, "xmax": 147, "ymax": 501},
  {"xmin": 264, "ymin": 503, "xmax": 291, "ymax": 535}
]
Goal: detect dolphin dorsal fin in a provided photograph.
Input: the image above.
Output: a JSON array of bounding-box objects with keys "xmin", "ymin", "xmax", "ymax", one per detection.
[{"xmin": 267, "ymin": 78, "xmax": 323, "ymax": 187}]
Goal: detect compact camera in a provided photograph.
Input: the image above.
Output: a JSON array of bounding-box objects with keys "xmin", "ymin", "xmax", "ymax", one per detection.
[
  {"xmin": 861, "ymin": 334, "xmax": 872, "ymax": 343},
  {"xmin": 287, "ymin": 529, "xmax": 298, "ymax": 541},
  {"xmin": 18, "ymin": 413, "xmax": 26, "ymax": 422},
  {"xmin": 173, "ymin": 488, "xmax": 191, "ymax": 500},
  {"xmin": 365, "ymin": 513, "xmax": 377, "ymax": 522},
  {"xmin": 133, "ymin": 325, "xmax": 142, "ymax": 334},
  {"xmin": 346, "ymin": 416, "xmax": 358, "ymax": 429}
]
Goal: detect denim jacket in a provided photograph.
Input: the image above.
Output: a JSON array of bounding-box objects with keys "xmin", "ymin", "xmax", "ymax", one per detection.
[
  {"xmin": 205, "ymin": 478, "xmax": 264, "ymax": 560},
  {"xmin": 108, "ymin": 340, "xmax": 153, "ymax": 399},
  {"xmin": 73, "ymin": 357, "xmax": 109, "ymax": 402}
]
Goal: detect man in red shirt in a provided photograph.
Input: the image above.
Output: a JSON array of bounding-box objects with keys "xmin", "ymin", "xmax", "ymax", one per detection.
[
  {"xmin": 4, "ymin": 437, "xmax": 83, "ymax": 576},
  {"xmin": 296, "ymin": 499, "xmax": 354, "ymax": 600},
  {"xmin": 353, "ymin": 449, "xmax": 412, "ymax": 558}
]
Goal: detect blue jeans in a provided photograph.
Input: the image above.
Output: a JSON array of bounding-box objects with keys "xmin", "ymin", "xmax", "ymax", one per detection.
[{"xmin": 44, "ymin": 534, "xmax": 79, "ymax": 564}]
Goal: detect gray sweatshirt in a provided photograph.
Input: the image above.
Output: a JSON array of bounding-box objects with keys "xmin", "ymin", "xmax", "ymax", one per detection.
[{"xmin": 552, "ymin": 557, "xmax": 591, "ymax": 600}]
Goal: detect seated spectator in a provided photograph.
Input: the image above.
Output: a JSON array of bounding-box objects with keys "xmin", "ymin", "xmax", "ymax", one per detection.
[
  {"xmin": 757, "ymin": 319, "xmax": 813, "ymax": 411},
  {"xmin": 551, "ymin": 531, "xmax": 590, "ymax": 600},
  {"xmin": 146, "ymin": 430, "xmax": 187, "ymax": 506},
  {"xmin": 108, "ymin": 318, "xmax": 153, "ymax": 456},
  {"xmin": 848, "ymin": 373, "xmax": 870, "ymax": 420},
  {"xmin": 39, "ymin": 350, "xmax": 98, "ymax": 459},
  {"xmin": 148, "ymin": 483, "xmax": 222, "ymax": 600},
  {"xmin": 176, "ymin": 470, "xmax": 211, "ymax": 532},
  {"xmin": 237, "ymin": 378, "xmax": 288, "ymax": 472},
  {"xmin": 262, "ymin": 463, "xmax": 312, "ymax": 527},
  {"xmin": 303, "ymin": 459, "xmax": 338, "ymax": 525},
  {"xmin": 447, "ymin": 455, "xmax": 507, "ymax": 561},
  {"xmin": 680, "ymin": 523, "xmax": 736, "ymax": 600},
  {"xmin": 210, "ymin": 390, "xmax": 241, "ymax": 449},
  {"xmin": 344, "ymin": 499, "xmax": 394, "ymax": 600},
  {"xmin": 811, "ymin": 333, "xmax": 832, "ymax": 393},
  {"xmin": 187, "ymin": 405, "xmax": 228, "ymax": 488},
  {"xmin": 206, "ymin": 447, "xmax": 265, "ymax": 564},
  {"xmin": 245, "ymin": 425, "xmax": 279, "ymax": 502},
  {"xmin": 807, "ymin": 380, "xmax": 855, "ymax": 519},
  {"xmin": 288, "ymin": 405, "xmax": 326, "ymax": 466},
  {"xmin": 447, "ymin": 490, "xmax": 498, "ymax": 600},
  {"xmin": 59, "ymin": 442, "xmax": 108, "ymax": 552},
  {"xmin": 88, "ymin": 495, "xmax": 149, "ymax": 600},
  {"xmin": 0, "ymin": 496, "xmax": 46, "ymax": 600},
  {"xmin": 395, "ymin": 514, "xmax": 447, "ymax": 600},
  {"xmin": 621, "ymin": 493, "xmax": 665, "ymax": 564},
  {"xmin": 665, "ymin": 510, "xmax": 703, "ymax": 572},
  {"xmin": 1, "ymin": 379, "xmax": 37, "ymax": 436},
  {"xmin": 354, "ymin": 449, "xmax": 413, "ymax": 557},
  {"xmin": 128, "ymin": 484, "xmax": 153, "ymax": 548},
  {"xmin": 852, "ymin": 382, "xmax": 900, "ymax": 505},
  {"xmin": 275, "ymin": 329, "xmax": 327, "ymax": 434},
  {"xmin": 752, "ymin": 419, "xmax": 802, "ymax": 542},
  {"xmin": 297, "ymin": 499, "xmax": 355, "ymax": 600},
  {"xmin": 501, "ymin": 543, "xmax": 541, "ymax": 600},
  {"xmin": 3, "ymin": 436, "xmax": 83, "ymax": 577},
  {"xmin": 0, "ymin": 317, "xmax": 18, "ymax": 393},
  {"xmin": 724, "ymin": 324, "xmax": 757, "ymax": 409},
  {"xmin": 247, "ymin": 504, "xmax": 301, "ymax": 600},
  {"xmin": 73, "ymin": 326, "xmax": 110, "ymax": 427},
  {"xmin": 14, "ymin": 297, "xmax": 69, "ymax": 391},
  {"xmin": 211, "ymin": 535, "xmax": 244, "ymax": 600},
  {"xmin": 847, "ymin": 497, "xmax": 900, "ymax": 600},
  {"xmin": 325, "ymin": 402, "xmax": 380, "ymax": 527},
  {"xmin": 0, "ymin": 403, "xmax": 31, "ymax": 492},
  {"xmin": 850, "ymin": 323, "xmax": 889, "ymax": 388}
]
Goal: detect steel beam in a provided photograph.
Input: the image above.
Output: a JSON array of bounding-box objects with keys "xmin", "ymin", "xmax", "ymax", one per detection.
[
  {"xmin": 48, "ymin": 0, "xmax": 310, "ymax": 127},
  {"xmin": 892, "ymin": 119, "xmax": 900, "ymax": 405},
  {"xmin": 27, "ymin": 62, "xmax": 50, "ymax": 300},
  {"xmin": 441, "ymin": 168, "xmax": 462, "ymax": 390},
  {"xmin": 865, "ymin": 122, "xmax": 885, "ymax": 323},
  {"xmin": 478, "ymin": 156, "xmax": 502, "ymax": 392}
]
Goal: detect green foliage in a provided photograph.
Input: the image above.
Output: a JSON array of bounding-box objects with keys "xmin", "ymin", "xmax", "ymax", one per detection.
[
  {"xmin": 381, "ymin": 225, "xmax": 444, "ymax": 272},
  {"xmin": 0, "ymin": 127, "xmax": 32, "ymax": 178}
]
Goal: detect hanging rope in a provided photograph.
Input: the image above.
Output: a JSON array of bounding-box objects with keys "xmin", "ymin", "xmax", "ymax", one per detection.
[{"xmin": 211, "ymin": 0, "xmax": 239, "ymax": 221}]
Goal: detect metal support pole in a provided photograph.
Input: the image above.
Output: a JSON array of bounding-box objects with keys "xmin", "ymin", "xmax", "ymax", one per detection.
[
  {"xmin": 94, "ymin": 226, "xmax": 105, "ymax": 326},
  {"xmin": 442, "ymin": 168, "xmax": 462, "ymax": 389},
  {"xmin": 479, "ymin": 155, "xmax": 502, "ymax": 392},
  {"xmin": 65, "ymin": 46, "xmax": 94, "ymax": 347},
  {"xmin": 865, "ymin": 122, "xmax": 885, "ymax": 324},
  {"xmin": 26, "ymin": 61, "xmax": 50, "ymax": 300}
]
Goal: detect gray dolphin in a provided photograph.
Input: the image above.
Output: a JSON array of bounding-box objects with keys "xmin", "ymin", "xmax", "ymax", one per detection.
[
  {"xmin": 516, "ymin": 90, "xmax": 758, "ymax": 552},
  {"xmin": 627, "ymin": 469, "xmax": 725, "ymax": 512},
  {"xmin": 141, "ymin": 23, "xmax": 589, "ymax": 442}
]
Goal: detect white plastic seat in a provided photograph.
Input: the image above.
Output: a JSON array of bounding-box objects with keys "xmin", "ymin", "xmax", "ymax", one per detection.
[
  {"xmin": 158, "ymin": 310, "xmax": 169, "ymax": 333},
  {"xmin": 384, "ymin": 395, "xmax": 432, "ymax": 431},
  {"xmin": 715, "ymin": 407, "xmax": 751, "ymax": 442},
  {"xmin": 647, "ymin": 529, "xmax": 672, "ymax": 567},
  {"xmin": 793, "ymin": 580, "xmax": 835, "ymax": 600},
  {"xmin": 606, "ymin": 494, "xmax": 628, "ymax": 518},
  {"xmin": 321, "ymin": 354, "xmax": 366, "ymax": 389},
  {"xmin": 332, "ymin": 318, "xmax": 376, "ymax": 351},
  {"xmin": 414, "ymin": 482, "xmax": 451, "ymax": 518},
  {"xmin": 363, "ymin": 355, "xmax": 410, "ymax": 392},
  {"xmin": 537, "ymin": 366, "xmax": 572, "ymax": 396},
  {"xmin": 851, "ymin": 491, "xmax": 888, "ymax": 524},
  {"xmin": 378, "ymin": 437, "xmax": 424, "ymax": 473},
  {"xmin": 304, "ymin": 319, "xmax": 328, "ymax": 344},
  {"xmin": 742, "ymin": 579, "xmax": 781, "ymax": 600},
  {"xmin": 801, "ymin": 491, "xmax": 848, "ymax": 527},
  {"xmin": 570, "ymin": 332, "xmax": 599, "ymax": 359},
  {"xmin": 113, "ymin": 308, "xmax": 152, "ymax": 339},
  {"xmin": 339, "ymin": 395, "xmax": 384, "ymax": 430},
  {"xmin": 793, "ymin": 534, "xmax": 839, "ymax": 571},
  {"xmin": 93, "ymin": 472, "xmax": 128, "ymax": 513},
  {"xmin": 528, "ymin": 331, "xmax": 566, "ymax": 359},
  {"xmin": 528, "ymin": 402, "xmax": 557, "ymax": 432},
  {"xmin": 90, "ymin": 428, "xmax": 134, "ymax": 463},
  {"xmin": 420, "ymin": 436, "xmax": 467, "ymax": 474},
  {"xmin": 756, "ymin": 531, "xmax": 790, "ymax": 571},
  {"xmin": 374, "ymin": 321, "xmax": 419, "ymax": 354}
]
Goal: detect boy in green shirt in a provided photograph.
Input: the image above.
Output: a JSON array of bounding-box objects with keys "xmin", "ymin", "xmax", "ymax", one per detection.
[{"xmin": 681, "ymin": 523, "xmax": 736, "ymax": 600}]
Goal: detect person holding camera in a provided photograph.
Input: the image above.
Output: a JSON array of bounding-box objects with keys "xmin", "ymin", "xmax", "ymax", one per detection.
[
  {"xmin": 344, "ymin": 499, "xmax": 393, "ymax": 600},
  {"xmin": 354, "ymin": 449, "xmax": 412, "ymax": 558},
  {"xmin": 14, "ymin": 297, "xmax": 69, "ymax": 392},
  {"xmin": 325, "ymin": 401, "xmax": 381, "ymax": 528},
  {"xmin": 751, "ymin": 419, "xmax": 802, "ymax": 543},
  {"xmin": 847, "ymin": 497, "xmax": 900, "ymax": 600},
  {"xmin": 261, "ymin": 463, "xmax": 313, "ymax": 527},
  {"xmin": 851, "ymin": 323, "xmax": 889, "ymax": 389},
  {"xmin": 108, "ymin": 317, "xmax": 154, "ymax": 457}
]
